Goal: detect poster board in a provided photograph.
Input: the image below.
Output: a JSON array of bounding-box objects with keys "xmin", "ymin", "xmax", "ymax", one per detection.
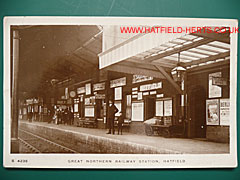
[
  {"xmin": 209, "ymin": 72, "xmax": 222, "ymax": 98},
  {"xmin": 137, "ymin": 92, "xmax": 143, "ymax": 100},
  {"xmin": 220, "ymin": 98, "xmax": 230, "ymax": 126},
  {"xmin": 131, "ymin": 102, "xmax": 144, "ymax": 121},
  {"xmin": 164, "ymin": 99, "xmax": 172, "ymax": 116},
  {"xmin": 206, "ymin": 99, "xmax": 219, "ymax": 125},
  {"xmin": 74, "ymin": 103, "xmax": 78, "ymax": 113},
  {"xmin": 85, "ymin": 83, "xmax": 91, "ymax": 95},
  {"xmin": 156, "ymin": 100, "xmax": 164, "ymax": 116},
  {"xmin": 85, "ymin": 106, "xmax": 94, "ymax": 117},
  {"xmin": 114, "ymin": 87, "xmax": 122, "ymax": 100}
]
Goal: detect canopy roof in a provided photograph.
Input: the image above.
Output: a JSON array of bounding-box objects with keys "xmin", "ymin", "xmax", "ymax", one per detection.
[
  {"xmin": 12, "ymin": 25, "xmax": 102, "ymax": 97},
  {"xmin": 100, "ymin": 27, "xmax": 230, "ymax": 79}
]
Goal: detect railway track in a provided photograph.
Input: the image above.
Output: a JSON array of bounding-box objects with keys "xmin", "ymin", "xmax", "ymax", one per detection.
[{"xmin": 18, "ymin": 129, "xmax": 78, "ymax": 153}]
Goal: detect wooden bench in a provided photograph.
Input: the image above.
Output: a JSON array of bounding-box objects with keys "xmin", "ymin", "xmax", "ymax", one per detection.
[
  {"xmin": 83, "ymin": 120, "xmax": 97, "ymax": 128},
  {"xmin": 114, "ymin": 119, "xmax": 131, "ymax": 132},
  {"xmin": 77, "ymin": 118, "xmax": 97, "ymax": 128},
  {"xmin": 151, "ymin": 125, "xmax": 171, "ymax": 137},
  {"xmin": 150, "ymin": 124, "xmax": 184, "ymax": 138}
]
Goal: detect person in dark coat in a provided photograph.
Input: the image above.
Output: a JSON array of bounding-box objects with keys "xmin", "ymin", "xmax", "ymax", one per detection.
[
  {"xmin": 48, "ymin": 107, "xmax": 54, "ymax": 124},
  {"xmin": 117, "ymin": 112, "xmax": 124, "ymax": 135},
  {"xmin": 68, "ymin": 107, "xmax": 74, "ymax": 125},
  {"xmin": 63, "ymin": 108, "xmax": 68, "ymax": 125},
  {"xmin": 106, "ymin": 100, "xmax": 118, "ymax": 134},
  {"xmin": 28, "ymin": 111, "xmax": 33, "ymax": 122}
]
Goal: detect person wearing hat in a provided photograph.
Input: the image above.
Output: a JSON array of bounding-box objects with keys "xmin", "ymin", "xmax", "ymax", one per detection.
[
  {"xmin": 117, "ymin": 112, "xmax": 124, "ymax": 135},
  {"xmin": 106, "ymin": 100, "xmax": 119, "ymax": 134}
]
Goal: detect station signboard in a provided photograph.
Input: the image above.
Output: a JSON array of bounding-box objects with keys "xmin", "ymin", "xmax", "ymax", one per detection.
[
  {"xmin": 110, "ymin": 77, "xmax": 126, "ymax": 88},
  {"xmin": 93, "ymin": 82, "xmax": 105, "ymax": 91},
  {"xmin": 140, "ymin": 82, "xmax": 162, "ymax": 91},
  {"xmin": 132, "ymin": 75, "xmax": 153, "ymax": 84},
  {"xmin": 77, "ymin": 87, "xmax": 85, "ymax": 94}
]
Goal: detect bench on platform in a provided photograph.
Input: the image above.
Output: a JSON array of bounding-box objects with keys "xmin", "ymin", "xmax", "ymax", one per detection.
[
  {"xmin": 114, "ymin": 119, "xmax": 131, "ymax": 132},
  {"xmin": 150, "ymin": 124, "xmax": 184, "ymax": 138},
  {"xmin": 77, "ymin": 118, "xmax": 97, "ymax": 128}
]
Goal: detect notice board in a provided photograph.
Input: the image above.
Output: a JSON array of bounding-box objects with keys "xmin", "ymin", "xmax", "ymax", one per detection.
[{"xmin": 131, "ymin": 102, "xmax": 144, "ymax": 121}]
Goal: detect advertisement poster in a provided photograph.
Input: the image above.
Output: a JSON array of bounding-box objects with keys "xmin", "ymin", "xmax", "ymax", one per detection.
[
  {"xmin": 206, "ymin": 99, "xmax": 219, "ymax": 125},
  {"xmin": 85, "ymin": 83, "xmax": 91, "ymax": 95},
  {"xmin": 84, "ymin": 106, "xmax": 94, "ymax": 117},
  {"xmin": 156, "ymin": 100, "xmax": 164, "ymax": 116},
  {"xmin": 131, "ymin": 102, "xmax": 144, "ymax": 121},
  {"xmin": 114, "ymin": 87, "xmax": 122, "ymax": 100},
  {"xmin": 164, "ymin": 99, "xmax": 172, "ymax": 116},
  {"xmin": 209, "ymin": 72, "xmax": 222, "ymax": 98},
  {"xmin": 137, "ymin": 92, "xmax": 143, "ymax": 100},
  {"xmin": 74, "ymin": 103, "xmax": 78, "ymax": 113},
  {"xmin": 220, "ymin": 98, "xmax": 230, "ymax": 126}
]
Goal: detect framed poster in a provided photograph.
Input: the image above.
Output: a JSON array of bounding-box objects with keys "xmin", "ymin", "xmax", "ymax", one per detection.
[
  {"xmin": 137, "ymin": 92, "xmax": 143, "ymax": 100},
  {"xmin": 131, "ymin": 102, "xmax": 144, "ymax": 121},
  {"xmin": 209, "ymin": 72, "xmax": 222, "ymax": 98},
  {"xmin": 85, "ymin": 83, "xmax": 91, "ymax": 95},
  {"xmin": 206, "ymin": 99, "xmax": 219, "ymax": 125},
  {"xmin": 156, "ymin": 100, "xmax": 164, "ymax": 116},
  {"xmin": 74, "ymin": 103, "xmax": 78, "ymax": 113},
  {"xmin": 85, "ymin": 106, "xmax": 94, "ymax": 117},
  {"xmin": 114, "ymin": 87, "xmax": 122, "ymax": 100},
  {"xmin": 126, "ymin": 94, "xmax": 131, "ymax": 106},
  {"xmin": 164, "ymin": 99, "xmax": 172, "ymax": 116},
  {"xmin": 220, "ymin": 98, "xmax": 230, "ymax": 126},
  {"xmin": 84, "ymin": 97, "xmax": 90, "ymax": 105}
]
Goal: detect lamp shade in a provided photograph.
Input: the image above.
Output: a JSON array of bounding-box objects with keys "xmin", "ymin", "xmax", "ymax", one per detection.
[{"xmin": 171, "ymin": 65, "xmax": 186, "ymax": 82}]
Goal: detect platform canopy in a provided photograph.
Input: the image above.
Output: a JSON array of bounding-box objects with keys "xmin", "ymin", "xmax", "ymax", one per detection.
[
  {"xmin": 99, "ymin": 26, "xmax": 230, "ymax": 81},
  {"xmin": 13, "ymin": 25, "xmax": 102, "ymax": 97}
]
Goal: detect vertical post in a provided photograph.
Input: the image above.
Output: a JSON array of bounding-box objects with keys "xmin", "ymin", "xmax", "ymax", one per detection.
[
  {"xmin": 11, "ymin": 30, "xmax": 20, "ymax": 153},
  {"xmin": 183, "ymin": 73, "xmax": 189, "ymax": 137}
]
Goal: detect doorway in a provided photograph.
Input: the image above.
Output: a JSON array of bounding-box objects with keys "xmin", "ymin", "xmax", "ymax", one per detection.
[
  {"xmin": 145, "ymin": 97, "xmax": 155, "ymax": 120},
  {"xmin": 190, "ymin": 86, "xmax": 206, "ymax": 138}
]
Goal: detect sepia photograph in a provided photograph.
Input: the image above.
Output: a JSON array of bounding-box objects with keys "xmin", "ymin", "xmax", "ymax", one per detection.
[{"xmin": 3, "ymin": 17, "xmax": 238, "ymax": 168}]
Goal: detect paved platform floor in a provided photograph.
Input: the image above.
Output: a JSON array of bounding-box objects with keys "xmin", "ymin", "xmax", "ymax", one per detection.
[{"xmin": 19, "ymin": 120, "xmax": 230, "ymax": 154}]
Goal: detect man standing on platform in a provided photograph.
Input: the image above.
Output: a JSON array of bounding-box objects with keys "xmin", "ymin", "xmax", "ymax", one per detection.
[{"xmin": 106, "ymin": 100, "xmax": 118, "ymax": 134}]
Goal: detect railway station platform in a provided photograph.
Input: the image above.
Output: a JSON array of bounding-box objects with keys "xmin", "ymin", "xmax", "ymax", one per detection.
[{"xmin": 19, "ymin": 120, "xmax": 229, "ymax": 154}]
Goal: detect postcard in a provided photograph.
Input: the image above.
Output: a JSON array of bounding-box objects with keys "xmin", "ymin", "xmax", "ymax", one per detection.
[{"xmin": 3, "ymin": 17, "xmax": 238, "ymax": 168}]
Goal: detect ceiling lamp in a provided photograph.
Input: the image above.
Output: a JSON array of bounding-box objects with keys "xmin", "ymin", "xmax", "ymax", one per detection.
[{"xmin": 171, "ymin": 52, "xmax": 186, "ymax": 82}]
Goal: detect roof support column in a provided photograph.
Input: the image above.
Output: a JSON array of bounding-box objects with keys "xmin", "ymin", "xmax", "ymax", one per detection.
[{"xmin": 11, "ymin": 30, "xmax": 20, "ymax": 153}]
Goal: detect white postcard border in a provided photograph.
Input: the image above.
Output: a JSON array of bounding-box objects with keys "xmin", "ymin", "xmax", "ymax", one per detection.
[{"xmin": 3, "ymin": 16, "xmax": 238, "ymax": 168}]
